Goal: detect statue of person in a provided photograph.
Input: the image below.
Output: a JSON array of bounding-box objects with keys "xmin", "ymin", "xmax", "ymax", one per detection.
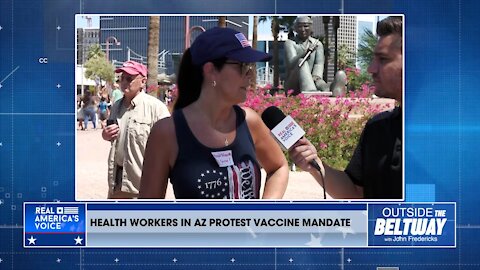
[
  {"xmin": 284, "ymin": 16, "xmax": 329, "ymax": 95},
  {"xmin": 330, "ymin": 70, "xmax": 347, "ymax": 97}
]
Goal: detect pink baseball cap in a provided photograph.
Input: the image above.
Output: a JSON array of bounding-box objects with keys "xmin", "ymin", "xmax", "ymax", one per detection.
[{"xmin": 115, "ymin": 61, "xmax": 147, "ymax": 77}]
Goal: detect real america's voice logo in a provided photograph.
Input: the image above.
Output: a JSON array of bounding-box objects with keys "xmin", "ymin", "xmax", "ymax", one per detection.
[
  {"xmin": 369, "ymin": 203, "xmax": 455, "ymax": 247},
  {"xmin": 34, "ymin": 206, "xmax": 80, "ymax": 229},
  {"xmin": 24, "ymin": 203, "xmax": 86, "ymax": 247}
]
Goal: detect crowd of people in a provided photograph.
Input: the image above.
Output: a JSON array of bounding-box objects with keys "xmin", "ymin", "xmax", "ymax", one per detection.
[
  {"xmin": 80, "ymin": 16, "xmax": 403, "ymax": 200},
  {"xmin": 77, "ymin": 83, "xmax": 123, "ymax": 131}
]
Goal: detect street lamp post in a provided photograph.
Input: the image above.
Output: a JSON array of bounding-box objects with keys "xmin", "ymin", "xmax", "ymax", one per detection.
[
  {"xmin": 105, "ymin": 36, "xmax": 120, "ymax": 63},
  {"xmin": 184, "ymin": 16, "xmax": 206, "ymax": 49},
  {"xmin": 185, "ymin": 26, "xmax": 206, "ymax": 49}
]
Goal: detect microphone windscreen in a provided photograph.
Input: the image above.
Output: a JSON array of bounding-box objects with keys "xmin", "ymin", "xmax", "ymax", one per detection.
[{"xmin": 261, "ymin": 106, "xmax": 286, "ymax": 130}]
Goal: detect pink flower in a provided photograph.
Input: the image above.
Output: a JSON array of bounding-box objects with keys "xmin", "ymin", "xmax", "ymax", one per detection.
[
  {"xmin": 307, "ymin": 128, "xmax": 315, "ymax": 135},
  {"xmin": 332, "ymin": 120, "xmax": 340, "ymax": 128},
  {"xmin": 290, "ymin": 109, "xmax": 299, "ymax": 118}
]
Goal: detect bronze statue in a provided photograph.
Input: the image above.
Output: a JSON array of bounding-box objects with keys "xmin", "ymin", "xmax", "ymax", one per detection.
[
  {"xmin": 284, "ymin": 16, "xmax": 328, "ymax": 95},
  {"xmin": 330, "ymin": 70, "xmax": 347, "ymax": 97}
]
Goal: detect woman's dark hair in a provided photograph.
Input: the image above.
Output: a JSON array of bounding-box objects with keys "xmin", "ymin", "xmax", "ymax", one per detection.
[{"xmin": 174, "ymin": 48, "xmax": 227, "ymax": 110}]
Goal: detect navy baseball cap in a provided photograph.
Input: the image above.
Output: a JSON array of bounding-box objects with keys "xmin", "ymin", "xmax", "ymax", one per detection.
[{"xmin": 190, "ymin": 27, "xmax": 272, "ymax": 66}]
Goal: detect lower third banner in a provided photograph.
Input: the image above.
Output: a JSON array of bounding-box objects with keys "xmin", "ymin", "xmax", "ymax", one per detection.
[{"xmin": 23, "ymin": 202, "xmax": 455, "ymax": 248}]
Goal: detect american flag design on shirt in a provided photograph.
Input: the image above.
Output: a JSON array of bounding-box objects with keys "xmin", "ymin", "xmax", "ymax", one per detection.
[
  {"xmin": 227, "ymin": 160, "xmax": 260, "ymax": 199},
  {"xmin": 235, "ymin": 33, "xmax": 251, "ymax": 48},
  {"xmin": 195, "ymin": 160, "xmax": 260, "ymax": 199}
]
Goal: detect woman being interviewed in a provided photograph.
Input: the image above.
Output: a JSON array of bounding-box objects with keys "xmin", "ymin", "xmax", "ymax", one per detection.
[{"xmin": 140, "ymin": 27, "xmax": 289, "ymax": 199}]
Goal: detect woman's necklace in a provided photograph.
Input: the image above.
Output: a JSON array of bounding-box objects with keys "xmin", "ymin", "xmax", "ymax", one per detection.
[{"xmin": 224, "ymin": 137, "xmax": 229, "ymax": 146}]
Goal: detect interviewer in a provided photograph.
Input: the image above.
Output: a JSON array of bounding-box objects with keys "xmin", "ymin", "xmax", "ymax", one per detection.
[{"xmin": 289, "ymin": 17, "xmax": 403, "ymax": 199}]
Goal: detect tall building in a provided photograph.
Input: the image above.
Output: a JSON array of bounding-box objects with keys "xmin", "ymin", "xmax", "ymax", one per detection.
[
  {"xmin": 338, "ymin": 16, "xmax": 357, "ymax": 59},
  {"xmin": 99, "ymin": 16, "xmax": 249, "ymax": 75},
  {"xmin": 311, "ymin": 16, "xmax": 357, "ymax": 81},
  {"xmin": 76, "ymin": 28, "xmax": 100, "ymax": 65}
]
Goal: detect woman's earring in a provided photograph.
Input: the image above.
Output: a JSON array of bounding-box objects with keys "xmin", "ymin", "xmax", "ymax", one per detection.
[{"xmin": 212, "ymin": 80, "xmax": 216, "ymax": 87}]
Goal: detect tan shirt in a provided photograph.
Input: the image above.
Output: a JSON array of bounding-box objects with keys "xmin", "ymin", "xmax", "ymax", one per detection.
[{"xmin": 107, "ymin": 91, "xmax": 170, "ymax": 197}]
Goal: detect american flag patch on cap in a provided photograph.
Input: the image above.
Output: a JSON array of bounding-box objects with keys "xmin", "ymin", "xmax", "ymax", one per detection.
[{"xmin": 235, "ymin": 33, "xmax": 251, "ymax": 48}]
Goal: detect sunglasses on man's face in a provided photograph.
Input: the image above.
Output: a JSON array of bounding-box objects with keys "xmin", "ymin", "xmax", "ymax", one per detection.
[
  {"xmin": 224, "ymin": 62, "xmax": 255, "ymax": 76},
  {"xmin": 120, "ymin": 73, "xmax": 141, "ymax": 83}
]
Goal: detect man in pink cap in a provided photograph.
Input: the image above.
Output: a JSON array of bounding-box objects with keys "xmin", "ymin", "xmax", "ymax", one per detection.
[{"xmin": 102, "ymin": 60, "xmax": 170, "ymax": 199}]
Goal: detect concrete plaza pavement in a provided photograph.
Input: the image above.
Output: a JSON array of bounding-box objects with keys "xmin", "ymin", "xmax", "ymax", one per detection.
[{"xmin": 76, "ymin": 128, "xmax": 330, "ymax": 200}]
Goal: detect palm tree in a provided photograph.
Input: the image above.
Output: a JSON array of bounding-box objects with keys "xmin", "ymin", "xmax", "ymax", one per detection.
[
  {"xmin": 218, "ymin": 16, "xmax": 226, "ymax": 28},
  {"xmin": 322, "ymin": 16, "xmax": 331, "ymax": 81},
  {"xmin": 332, "ymin": 16, "xmax": 340, "ymax": 73},
  {"xmin": 357, "ymin": 28, "xmax": 377, "ymax": 70},
  {"xmin": 271, "ymin": 18, "xmax": 280, "ymax": 91},
  {"xmin": 282, "ymin": 16, "xmax": 296, "ymax": 40},
  {"xmin": 147, "ymin": 16, "xmax": 161, "ymax": 100},
  {"xmin": 250, "ymin": 16, "xmax": 258, "ymax": 90},
  {"xmin": 259, "ymin": 16, "xmax": 297, "ymax": 92},
  {"xmin": 258, "ymin": 16, "xmax": 278, "ymax": 91},
  {"xmin": 337, "ymin": 44, "xmax": 355, "ymax": 70}
]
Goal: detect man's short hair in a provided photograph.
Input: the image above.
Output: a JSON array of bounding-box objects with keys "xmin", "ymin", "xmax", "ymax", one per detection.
[{"xmin": 377, "ymin": 16, "xmax": 403, "ymax": 48}]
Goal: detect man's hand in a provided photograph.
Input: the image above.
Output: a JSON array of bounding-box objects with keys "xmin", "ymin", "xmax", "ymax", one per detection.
[
  {"xmin": 288, "ymin": 138, "xmax": 320, "ymax": 173},
  {"xmin": 102, "ymin": 124, "xmax": 119, "ymax": 141}
]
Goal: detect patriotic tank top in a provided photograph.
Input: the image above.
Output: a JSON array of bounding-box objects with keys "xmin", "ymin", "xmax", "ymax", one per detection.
[{"xmin": 169, "ymin": 105, "xmax": 261, "ymax": 199}]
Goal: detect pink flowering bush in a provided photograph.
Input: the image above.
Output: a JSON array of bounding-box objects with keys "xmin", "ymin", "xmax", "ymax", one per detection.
[
  {"xmin": 243, "ymin": 84, "xmax": 393, "ymax": 169},
  {"xmin": 345, "ymin": 67, "xmax": 373, "ymax": 92}
]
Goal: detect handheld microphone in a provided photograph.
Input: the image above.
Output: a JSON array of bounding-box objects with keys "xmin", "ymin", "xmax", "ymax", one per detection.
[{"xmin": 261, "ymin": 106, "xmax": 326, "ymax": 199}]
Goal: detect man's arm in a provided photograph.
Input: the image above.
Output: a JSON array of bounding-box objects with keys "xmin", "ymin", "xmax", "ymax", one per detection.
[{"xmin": 289, "ymin": 138, "xmax": 363, "ymax": 199}]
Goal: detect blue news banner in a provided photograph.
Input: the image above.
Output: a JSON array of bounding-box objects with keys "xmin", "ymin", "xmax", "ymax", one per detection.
[
  {"xmin": 24, "ymin": 202, "xmax": 455, "ymax": 248},
  {"xmin": 23, "ymin": 203, "xmax": 86, "ymax": 247}
]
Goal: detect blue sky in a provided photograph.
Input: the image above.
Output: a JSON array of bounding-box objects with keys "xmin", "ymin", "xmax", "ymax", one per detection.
[{"xmin": 76, "ymin": 15, "xmax": 100, "ymax": 28}]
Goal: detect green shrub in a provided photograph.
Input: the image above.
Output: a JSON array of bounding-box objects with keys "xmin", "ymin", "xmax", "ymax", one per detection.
[{"xmin": 243, "ymin": 84, "xmax": 391, "ymax": 170}]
